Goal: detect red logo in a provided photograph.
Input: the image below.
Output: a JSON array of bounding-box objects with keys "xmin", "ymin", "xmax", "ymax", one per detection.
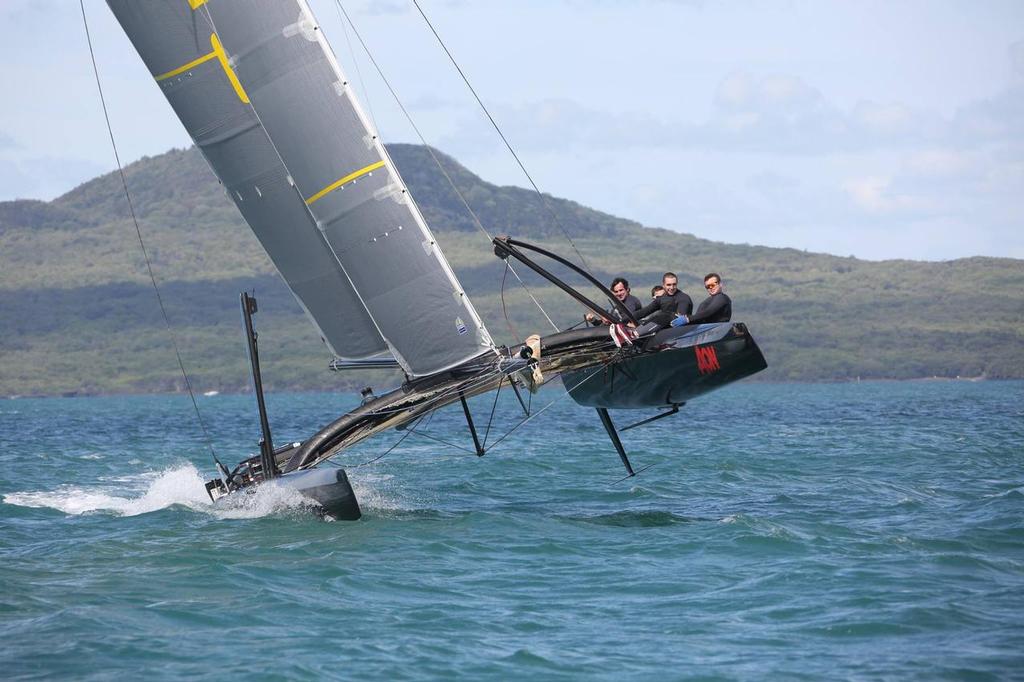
[{"xmin": 695, "ymin": 345, "xmax": 720, "ymax": 375}]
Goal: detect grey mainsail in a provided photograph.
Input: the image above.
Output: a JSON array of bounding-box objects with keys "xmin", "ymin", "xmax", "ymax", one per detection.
[{"xmin": 106, "ymin": 0, "xmax": 494, "ymax": 376}]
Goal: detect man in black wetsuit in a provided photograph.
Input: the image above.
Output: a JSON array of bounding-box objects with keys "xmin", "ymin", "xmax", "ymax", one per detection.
[
  {"xmin": 671, "ymin": 272, "xmax": 731, "ymax": 326},
  {"xmin": 587, "ymin": 277, "xmax": 643, "ymax": 325},
  {"xmin": 632, "ymin": 272, "xmax": 693, "ymax": 329}
]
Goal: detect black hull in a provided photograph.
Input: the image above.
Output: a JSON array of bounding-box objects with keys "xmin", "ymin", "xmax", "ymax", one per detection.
[
  {"xmin": 281, "ymin": 468, "xmax": 361, "ymax": 521},
  {"xmin": 563, "ymin": 322, "xmax": 767, "ymax": 409},
  {"xmin": 210, "ymin": 467, "xmax": 361, "ymax": 520}
]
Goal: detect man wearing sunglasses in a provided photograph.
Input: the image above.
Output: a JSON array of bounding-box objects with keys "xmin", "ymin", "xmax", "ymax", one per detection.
[{"xmin": 671, "ymin": 273, "xmax": 731, "ymax": 327}]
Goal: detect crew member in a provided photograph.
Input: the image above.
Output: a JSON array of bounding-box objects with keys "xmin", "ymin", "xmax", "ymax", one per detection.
[
  {"xmin": 632, "ymin": 272, "xmax": 693, "ymax": 328},
  {"xmin": 671, "ymin": 273, "xmax": 731, "ymax": 326},
  {"xmin": 587, "ymin": 277, "xmax": 642, "ymax": 325}
]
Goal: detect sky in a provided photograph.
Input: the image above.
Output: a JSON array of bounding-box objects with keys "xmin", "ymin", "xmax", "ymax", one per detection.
[{"xmin": 0, "ymin": 0, "xmax": 1021, "ymax": 261}]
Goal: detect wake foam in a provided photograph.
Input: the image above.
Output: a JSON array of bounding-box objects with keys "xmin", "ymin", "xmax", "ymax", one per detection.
[
  {"xmin": 3, "ymin": 464, "xmax": 211, "ymax": 516},
  {"xmin": 4, "ymin": 464, "xmax": 318, "ymax": 519},
  {"xmin": 211, "ymin": 480, "xmax": 322, "ymax": 520},
  {"xmin": 3, "ymin": 464, "xmax": 408, "ymax": 520}
]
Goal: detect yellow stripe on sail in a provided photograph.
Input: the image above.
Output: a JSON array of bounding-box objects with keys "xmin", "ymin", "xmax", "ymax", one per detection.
[
  {"xmin": 210, "ymin": 34, "xmax": 249, "ymax": 104},
  {"xmin": 188, "ymin": 0, "xmax": 208, "ymax": 8},
  {"xmin": 306, "ymin": 161, "xmax": 387, "ymax": 205},
  {"xmin": 153, "ymin": 35, "xmax": 249, "ymax": 105},
  {"xmin": 154, "ymin": 50, "xmax": 217, "ymax": 82}
]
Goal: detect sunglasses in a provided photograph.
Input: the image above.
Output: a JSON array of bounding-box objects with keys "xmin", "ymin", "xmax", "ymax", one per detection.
[{"xmin": 705, "ymin": 281, "xmax": 719, "ymax": 290}]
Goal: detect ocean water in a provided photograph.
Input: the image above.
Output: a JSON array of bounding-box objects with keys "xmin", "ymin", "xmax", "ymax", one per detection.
[{"xmin": 2, "ymin": 381, "xmax": 1022, "ymax": 680}]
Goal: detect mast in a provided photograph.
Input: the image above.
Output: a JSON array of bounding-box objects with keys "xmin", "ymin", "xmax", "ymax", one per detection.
[{"xmin": 240, "ymin": 293, "xmax": 277, "ymax": 480}]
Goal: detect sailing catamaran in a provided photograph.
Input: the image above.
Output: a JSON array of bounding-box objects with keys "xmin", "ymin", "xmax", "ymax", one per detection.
[{"xmin": 106, "ymin": 1, "xmax": 766, "ymax": 519}]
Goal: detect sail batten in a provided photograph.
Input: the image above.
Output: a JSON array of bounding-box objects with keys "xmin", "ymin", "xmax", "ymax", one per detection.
[{"xmin": 107, "ymin": 0, "xmax": 494, "ymax": 376}]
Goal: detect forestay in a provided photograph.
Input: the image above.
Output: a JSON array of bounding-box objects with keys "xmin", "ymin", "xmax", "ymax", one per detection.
[{"xmin": 107, "ymin": 0, "xmax": 494, "ymax": 377}]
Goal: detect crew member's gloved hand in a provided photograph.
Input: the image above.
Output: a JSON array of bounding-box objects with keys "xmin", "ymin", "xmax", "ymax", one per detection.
[{"xmin": 670, "ymin": 315, "xmax": 689, "ymax": 327}]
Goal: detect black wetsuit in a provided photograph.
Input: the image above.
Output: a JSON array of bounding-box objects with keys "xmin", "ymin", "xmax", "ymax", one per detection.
[
  {"xmin": 687, "ymin": 291, "xmax": 732, "ymax": 324},
  {"xmin": 590, "ymin": 294, "xmax": 642, "ymax": 325},
  {"xmin": 633, "ymin": 289, "xmax": 694, "ymax": 328}
]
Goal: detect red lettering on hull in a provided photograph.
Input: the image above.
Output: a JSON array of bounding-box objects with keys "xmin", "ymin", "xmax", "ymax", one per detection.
[{"xmin": 695, "ymin": 345, "xmax": 721, "ymax": 375}]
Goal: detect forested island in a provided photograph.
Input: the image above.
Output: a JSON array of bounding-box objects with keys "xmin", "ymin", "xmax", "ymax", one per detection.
[{"xmin": 2, "ymin": 144, "xmax": 1021, "ymax": 396}]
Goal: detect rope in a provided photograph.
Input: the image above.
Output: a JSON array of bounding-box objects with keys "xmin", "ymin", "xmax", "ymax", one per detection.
[
  {"xmin": 411, "ymin": 0, "xmax": 593, "ymax": 275},
  {"xmin": 80, "ymin": 0, "xmax": 221, "ymax": 468}
]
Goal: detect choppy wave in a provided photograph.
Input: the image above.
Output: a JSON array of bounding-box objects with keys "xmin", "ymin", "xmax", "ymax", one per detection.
[{"xmin": 2, "ymin": 383, "xmax": 1022, "ymax": 680}]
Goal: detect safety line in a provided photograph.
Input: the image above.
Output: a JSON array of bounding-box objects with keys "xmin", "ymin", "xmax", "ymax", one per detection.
[{"xmin": 411, "ymin": 0, "xmax": 593, "ymax": 275}]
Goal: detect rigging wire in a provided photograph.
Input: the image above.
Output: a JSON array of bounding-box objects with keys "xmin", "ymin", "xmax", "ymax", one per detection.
[
  {"xmin": 338, "ymin": 350, "xmax": 615, "ymax": 470},
  {"xmin": 480, "ymin": 359, "xmax": 610, "ymax": 454},
  {"xmin": 332, "ymin": 0, "xmax": 380, "ymax": 138},
  {"xmin": 410, "ymin": 0, "xmax": 593, "ymax": 275},
  {"xmin": 79, "ymin": 0, "xmax": 222, "ymax": 469},
  {"xmin": 481, "ymin": 378, "xmax": 503, "ymax": 448},
  {"xmin": 404, "ymin": 427, "xmax": 476, "ymax": 455},
  {"xmin": 331, "ymin": 0, "xmax": 559, "ymax": 333},
  {"xmin": 349, "ymin": 414, "xmax": 425, "ymax": 468},
  {"xmin": 499, "ymin": 262, "xmax": 521, "ymax": 341}
]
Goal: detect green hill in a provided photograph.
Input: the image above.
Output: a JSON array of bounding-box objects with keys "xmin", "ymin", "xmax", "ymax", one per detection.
[{"xmin": 1, "ymin": 144, "xmax": 1021, "ymax": 396}]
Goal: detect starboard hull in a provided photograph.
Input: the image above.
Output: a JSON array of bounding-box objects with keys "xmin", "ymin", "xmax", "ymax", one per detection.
[{"xmin": 562, "ymin": 322, "xmax": 767, "ymax": 409}]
